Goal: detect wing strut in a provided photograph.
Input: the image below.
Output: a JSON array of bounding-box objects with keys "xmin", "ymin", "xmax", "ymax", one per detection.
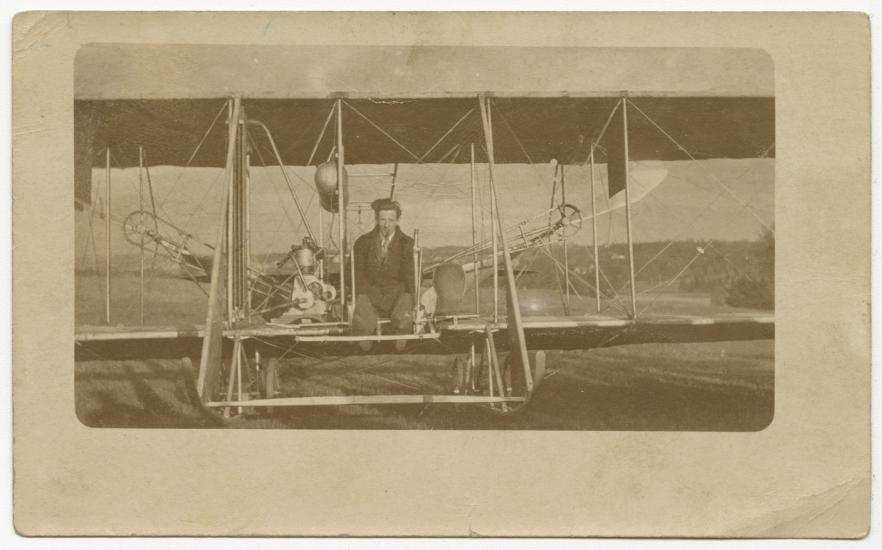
[
  {"xmin": 478, "ymin": 95, "xmax": 533, "ymax": 393},
  {"xmin": 335, "ymin": 98, "xmax": 348, "ymax": 320},
  {"xmin": 589, "ymin": 98, "xmax": 638, "ymax": 319},
  {"xmin": 469, "ymin": 143, "xmax": 480, "ymax": 314},
  {"xmin": 104, "ymin": 147, "xmax": 111, "ymax": 325},
  {"xmin": 621, "ymin": 98, "xmax": 638, "ymax": 319},
  {"xmin": 588, "ymin": 148, "xmax": 602, "ymax": 313},
  {"xmin": 197, "ymin": 97, "xmax": 239, "ymax": 400}
]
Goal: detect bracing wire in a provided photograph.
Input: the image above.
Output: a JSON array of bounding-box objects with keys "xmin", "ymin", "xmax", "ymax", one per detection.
[
  {"xmin": 636, "ymin": 243, "xmax": 711, "ymax": 317},
  {"xmin": 342, "ymin": 100, "xmax": 421, "ymax": 162},
  {"xmin": 156, "ymin": 99, "xmax": 229, "ymax": 212},
  {"xmin": 626, "ymin": 99, "xmax": 774, "ymax": 234}
]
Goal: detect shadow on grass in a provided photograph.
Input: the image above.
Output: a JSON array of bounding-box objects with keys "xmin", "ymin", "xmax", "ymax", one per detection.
[{"xmin": 76, "ymin": 360, "xmax": 224, "ymax": 428}]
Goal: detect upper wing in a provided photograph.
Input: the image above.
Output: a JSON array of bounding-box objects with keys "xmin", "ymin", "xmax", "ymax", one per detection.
[{"xmin": 74, "ymin": 45, "xmax": 774, "ymax": 206}]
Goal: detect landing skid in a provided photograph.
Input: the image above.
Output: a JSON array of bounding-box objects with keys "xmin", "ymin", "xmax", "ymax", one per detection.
[{"xmin": 190, "ymin": 328, "xmax": 546, "ymax": 417}]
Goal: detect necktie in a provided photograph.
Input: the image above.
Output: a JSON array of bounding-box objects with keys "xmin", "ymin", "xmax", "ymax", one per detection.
[{"xmin": 379, "ymin": 234, "xmax": 391, "ymax": 261}]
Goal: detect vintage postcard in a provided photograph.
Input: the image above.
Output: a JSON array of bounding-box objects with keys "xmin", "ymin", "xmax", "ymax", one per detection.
[{"xmin": 12, "ymin": 11, "xmax": 870, "ymax": 537}]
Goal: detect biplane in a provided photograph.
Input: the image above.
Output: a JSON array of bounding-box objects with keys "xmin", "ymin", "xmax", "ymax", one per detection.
[{"xmin": 73, "ymin": 45, "xmax": 775, "ymax": 418}]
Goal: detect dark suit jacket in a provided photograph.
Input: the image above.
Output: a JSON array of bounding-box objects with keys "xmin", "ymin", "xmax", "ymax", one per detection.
[{"xmin": 353, "ymin": 226, "xmax": 415, "ymax": 297}]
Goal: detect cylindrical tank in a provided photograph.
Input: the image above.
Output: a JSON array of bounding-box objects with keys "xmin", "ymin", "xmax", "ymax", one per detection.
[
  {"xmin": 314, "ymin": 161, "xmax": 349, "ymax": 213},
  {"xmin": 293, "ymin": 246, "xmax": 315, "ymax": 275}
]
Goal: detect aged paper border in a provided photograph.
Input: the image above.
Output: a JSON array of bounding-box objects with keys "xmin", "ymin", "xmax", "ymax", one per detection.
[{"xmin": 12, "ymin": 12, "xmax": 870, "ymax": 536}]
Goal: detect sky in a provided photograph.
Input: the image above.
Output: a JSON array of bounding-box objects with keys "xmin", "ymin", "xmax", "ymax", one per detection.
[{"xmin": 75, "ymin": 44, "xmax": 773, "ymax": 99}]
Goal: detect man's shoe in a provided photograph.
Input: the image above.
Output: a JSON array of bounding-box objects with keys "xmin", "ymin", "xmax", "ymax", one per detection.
[{"xmin": 358, "ymin": 340, "xmax": 373, "ymax": 352}]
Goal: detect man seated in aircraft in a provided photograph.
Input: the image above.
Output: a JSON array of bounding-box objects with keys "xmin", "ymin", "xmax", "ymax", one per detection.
[{"xmin": 350, "ymin": 198, "xmax": 415, "ymax": 351}]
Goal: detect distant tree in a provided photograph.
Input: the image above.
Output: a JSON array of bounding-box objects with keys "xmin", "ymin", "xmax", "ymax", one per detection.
[{"xmin": 725, "ymin": 226, "xmax": 774, "ymax": 310}]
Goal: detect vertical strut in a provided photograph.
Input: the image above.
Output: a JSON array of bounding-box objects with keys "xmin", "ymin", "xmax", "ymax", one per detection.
[
  {"xmin": 489, "ymin": 146, "xmax": 499, "ymax": 322},
  {"xmin": 389, "ymin": 162, "xmax": 399, "ymax": 200},
  {"xmin": 226, "ymin": 100, "xmax": 234, "ymax": 321},
  {"xmin": 318, "ymin": 209, "xmax": 323, "ymax": 250},
  {"xmin": 561, "ymin": 164, "xmax": 570, "ymax": 314},
  {"xmin": 138, "ymin": 146, "xmax": 145, "ymax": 325},
  {"xmin": 223, "ymin": 336, "xmax": 241, "ymax": 418},
  {"xmin": 589, "ymin": 148, "xmax": 601, "ymax": 313},
  {"xmin": 468, "ymin": 340, "xmax": 477, "ymax": 393},
  {"xmin": 238, "ymin": 107, "xmax": 248, "ymax": 318},
  {"xmin": 622, "ymin": 98, "xmax": 638, "ymax": 319},
  {"xmin": 317, "ymin": 148, "xmax": 324, "ymax": 281},
  {"xmin": 413, "ymin": 229, "xmax": 421, "ymax": 331},
  {"xmin": 350, "ymin": 224, "xmax": 357, "ymax": 309},
  {"xmin": 236, "ymin": 340, "xmax": 244, "ymax": 415},
  {"xmin": 104, "ymin": 147, "xmax": 111, "ymax": 325},
  {"xmin": 245, "ymin": 151, "xmax": 252, "ymax": 317},
  {"xmin": 335, "ymin": 99, "xmax": 347, "ymax": 319},
  {"xmin": 470, "ymin": 143, "xmax": 480, "ymax": 314}
]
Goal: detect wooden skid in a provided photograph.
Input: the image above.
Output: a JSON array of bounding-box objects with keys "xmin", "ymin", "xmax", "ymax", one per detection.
[
  {"xmin": 294, "ymin": 332, "xmax": 441, "ymax": 343},
  {"xmin": 74, "ymin": 314, "xmax": 773, "ymax": 340},
  {"xmin": 205, "ymin": 394, "xmax": 526, "ymax": 408}
]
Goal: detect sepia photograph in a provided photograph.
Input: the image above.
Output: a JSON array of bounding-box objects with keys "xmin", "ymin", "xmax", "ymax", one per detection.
[
  {"xmin": 12, "ymin": 10, "xmax": 872, "ymax": 537},
  {"xmin": 73, "ymin": 44, "xmax": 775, "ymax": 430}
]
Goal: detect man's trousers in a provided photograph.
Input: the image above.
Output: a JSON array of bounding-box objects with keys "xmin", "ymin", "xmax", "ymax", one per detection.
[{"xmin": 351, "ymin": 284, "xmax": 414, "ymax": 336}]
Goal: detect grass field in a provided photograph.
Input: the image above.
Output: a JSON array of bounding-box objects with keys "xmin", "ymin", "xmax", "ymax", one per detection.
[
  {"xmin": 75, "ymin": 340, "xmax": 773, "ymax": 430},
  {"xmin": 75, "ymin": 272, "xmax": 773, "ymax": 430}
]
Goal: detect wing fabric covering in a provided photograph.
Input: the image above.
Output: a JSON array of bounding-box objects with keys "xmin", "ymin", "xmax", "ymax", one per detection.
[{"xmin": 73, "ymin": 96, "xmax": 774, "ymax": 206}]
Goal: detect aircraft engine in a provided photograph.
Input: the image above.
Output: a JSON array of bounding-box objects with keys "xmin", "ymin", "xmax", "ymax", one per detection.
[
  {"xmin": 270, "ymin": 238, "xmax": 337, "ymax": 323},
  {"xmin": 288, "ymin": 274, "xmax": 337, "ymax": 317}
]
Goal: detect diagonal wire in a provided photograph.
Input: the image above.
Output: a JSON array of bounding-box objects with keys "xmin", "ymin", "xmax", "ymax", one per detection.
[
  {"xmin": 605, "ymin": 133, "xmax": 773, "ymax": 300},
  {"xmin": 156, "ymin": 100, "xmax": 229, "ymax": 211},
  {"xmin": 342, "ymin": 100, "xmax": 421, "ymax": 162},
  {"xmin": 626, "ymin": 99, "xmax": 774, "ymax": 234},
  {"xmin": 612, "ymin": 165, "xmax": 764, "ymax": 297},
  {"xmin": 637, "ymin": 244, "xmax": 709, "ymax": 317},
  {"xmin": 417, "ymin": 107, "xmax": 475, "ymax": 162},
  {"xmin": 587, "ymin": 99, "xmax": 623, "ymax": 162},
  {"xmin": 490, "ymin": 99, "xmax": 550, "ymax": 188},
  {"xmin": 540, "ymin": 245, "xmax": 588, "ymax": 301},
  {"xmin": 247, "ymin": 133, "xmax": 302, "ymax": 266},
  {"xmin": 305, "ymin": 103, "xmax": 337, "ymax": 167},
  {"xmin": 181, "ymin": 168, "xmax": 226, "ymax": 235},
  {"xmin": 538, "ymin": 243, "xmax": 567, "ymax": 313}
]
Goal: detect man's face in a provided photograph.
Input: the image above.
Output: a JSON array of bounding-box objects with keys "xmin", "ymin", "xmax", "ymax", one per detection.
[{"xmin": 376, "ymin": 209, "xmax": 399, "ymax": 237}]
